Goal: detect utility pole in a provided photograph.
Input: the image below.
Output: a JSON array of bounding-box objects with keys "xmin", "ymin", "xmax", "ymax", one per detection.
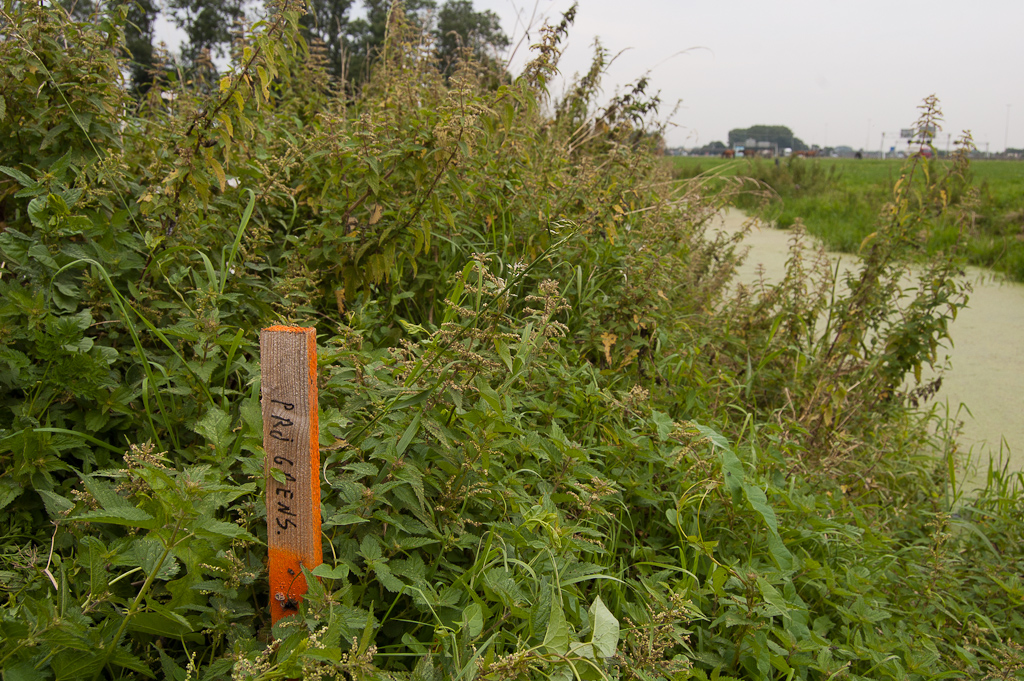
[
  {"xmin": 881, "ymin": 132, "xmax": 886, "ymax": 160},
  {"xmin": 1006, "ymin": 104, "xmax": 1011, "ymax": 152}
]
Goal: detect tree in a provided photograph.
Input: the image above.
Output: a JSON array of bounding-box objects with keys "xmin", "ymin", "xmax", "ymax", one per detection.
[
  {"xmin": 344, "ymin": 0, "xmax": 508, "ymax": 86},
  {"xmin": 728, "ymin": 125, "xmax": 807, "ymax": 151},
  {"xmin": 300, "ymin": 0, "xmax": 355, "ymax": 81},
  {"xmin": 124, "ymin": 0, "xmax": 160, "ymax": 92},
  {"xmin": 54, "ymin": 0, "xmax": 159, "ymax": 91},
  {"xmin": 166, "ymin": 0, "xmax": 247, "ymax": 74},
  {"xmin": 435, "ymin": 0, "xmax": 507, "ymax": 76},
  {"xmin": 345, "ymin": 0, "xmax": 436, "ymax": 84}
]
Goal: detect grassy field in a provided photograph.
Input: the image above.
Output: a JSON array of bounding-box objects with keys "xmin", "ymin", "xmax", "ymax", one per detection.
[{"xmin": 670, "ymin": 155, "xmax": 1024, "ymax": 279}]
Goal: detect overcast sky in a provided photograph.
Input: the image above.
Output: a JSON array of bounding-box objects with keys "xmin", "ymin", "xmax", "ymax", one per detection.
[
  {"xmin": 473, "ymin": 0, "xmax": 1024, "ymax": 151},
  {"xmin": 154, "ymin": 0, "xmax": 1023, "ymax": 151}
]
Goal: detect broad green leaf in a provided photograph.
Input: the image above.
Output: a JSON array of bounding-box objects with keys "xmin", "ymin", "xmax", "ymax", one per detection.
[
  {"xmin": 359, "ymin": 534, "xmax": 382, "ymax": 560},
  {"xmin": 0, "ymin": 477, "xmax": 23, "ymax": 511},
  {"xmin": 755, "ymin": 576, "xmax": 792, "ymax": 621},
  {"xmin": 373, "ymin": 561, "xmax": 405, "ymax": 593},
  {"xmin": 543, "ymin": 591, "xmax": 569, "ymax": 655},
  {"xmin": 345, "ymin": 462, "xmax": 379, "ymax": 478},
  {"xmin": 589, "ymin": 595, "xmax": 619, "ymax": 658},
  {"xmin": 392, "ymin": 388, "xmax": 433, "ymax": 410},
  {"xmin": 322, "ymin": 511, "xmax": 369, "ymax": 527},
  {"xmin": 462, "ymin": 602, "xmax": 483, "ymax": 638},
  {"xmin": 128, "ymin": 609, "xmax": 195, "ymax": 638},
  {"xmin": 158, "ymin": 649, "xmax": 188, "ymax": 681},
  {"xmin": 74, "ymin": 507, "xmax": 157, "ymax": 528},
  {"xmin": 495, "ymin": 338, "xmax": 513, "ymax": 372},
  {"xmin": 0, "ymin": 164, "xmax": 35, "ymax": 188},
  {"xmin": 37, "ymin": 489, "xmax": 74, "ymax": 519},
  {"xmin": 194, "ymin": 406, "xmax": 232, "ymax": 453},
  {"xmin": 240, "ymin": 395, "xmax": 262, "ymax": 434},
  {"xmin": 110, "ymin": 647, "xmax": 157, "ymax": 677},
  {"xmin": 27, "ymin": 196, "xmax": 48, "ymax": 230},
  {"xmin": 744, "ymin": 482, "xmax": 793, "ymax": 571},
  {"xmin": 51, "ymin": 649, "xmax": 105, "ymax": 680},
  {"xmin": 312, "ymin": 563, "xmax": 351, "ymax": 580},
  {"xmin": 193, "ymin": 516, "xmax": 258, "ymax": 542},
  {"xmin": 81, "ymin": 475, "xmax": 132, "ymax": 510},
  {"xmin": 411, "ymin": 653, "xmax": 441, "ymax": 681},
  {"xmin": 651, "ymin": 410, "xmax": 674, "ymax": 441},
  {"xmin": 568, "ymin": 641, "xmax": 595, "ymax": 660},
  {"xmin": 3, "ymin": 661, "xmax": 46, "ymax": 681},
  {"xmin": 132, "ymin": 537, "xmax": 178, "ymax": 579},
  {"xmin": 80, "ymin": 535, "xmax": 107, "ymax": 595}
]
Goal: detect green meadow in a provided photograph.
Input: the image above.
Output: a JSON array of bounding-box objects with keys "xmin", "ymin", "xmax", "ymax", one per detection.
[{"xmin": 671, "ymin": 155, "xmax": 1024, "ymax": 280}]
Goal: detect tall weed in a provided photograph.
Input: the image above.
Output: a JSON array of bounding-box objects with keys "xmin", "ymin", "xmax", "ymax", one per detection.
[{"xmin": 0, "ymin": 3, "xmax": 1019, "ymax": 680}]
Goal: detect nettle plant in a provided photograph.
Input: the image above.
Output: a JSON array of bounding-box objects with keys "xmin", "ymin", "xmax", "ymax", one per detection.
[
  {"xmin": 709, "ymin": 97, "xmax": 973, "ymax": 468},
  {"xmin": 3, "ymin": 1, "xmax": 1017, "ymax": 679},
  {"xmin": 0, "ymin": 1, "xmax": 715, "ymax": 678}
]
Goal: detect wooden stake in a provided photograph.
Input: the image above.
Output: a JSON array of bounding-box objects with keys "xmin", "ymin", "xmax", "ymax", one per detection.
[{"xmin": 261, "ymin": 326, "xmax": 321, "ymax": 624}]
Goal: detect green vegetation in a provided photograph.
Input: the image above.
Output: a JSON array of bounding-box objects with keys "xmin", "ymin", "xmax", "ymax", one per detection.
[
  {"xmin": 58, "ymin": 0, "xmax": 508, "ymax": 90},
  {"xmin": 727, "ymin": 125, "xmax": 807, "ymax": 152},
  {"xmin": 671, "ymin": 151, "xmax": 1024, "ymax": 280},
  {"xmin": 2, "ymin": 3, "xmax": 1023, "ymax": 680}
]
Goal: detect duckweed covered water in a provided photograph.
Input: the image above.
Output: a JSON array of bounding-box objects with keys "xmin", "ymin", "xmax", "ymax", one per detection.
[{"xmin": 716, "ymin": 209, "xmax": 1024, "ymax": 483}]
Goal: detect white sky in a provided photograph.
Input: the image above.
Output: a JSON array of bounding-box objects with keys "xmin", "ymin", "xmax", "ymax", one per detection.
[{"xmin": 474, "ymin": 0, "xmax": 1024, "ymax": 151}]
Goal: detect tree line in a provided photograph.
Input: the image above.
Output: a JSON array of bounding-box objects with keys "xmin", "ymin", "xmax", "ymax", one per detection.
[
  {"xmin": 57, "ymin": 0, "xmax": 508, "ymax": 91},
  {"xmin": 727, "ymin": 124, "xmax": 808, "ymax": 151}
]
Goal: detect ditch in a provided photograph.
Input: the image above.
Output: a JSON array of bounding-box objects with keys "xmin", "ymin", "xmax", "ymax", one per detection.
[{"xmin": 717, "ymin": 208, "xmax": 1024, "ymax": 486}]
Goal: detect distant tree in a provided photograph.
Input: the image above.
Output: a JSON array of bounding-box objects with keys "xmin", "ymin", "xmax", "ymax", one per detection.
[
  {"xmin": 346, "ymin": 0, "xmax": 436, "ymax": 84},
  {"xmin": 55, "ymin": 0, "xmax": 98, "ymax": 21},
  {"xmin": 435, "ymin": 0, "xmax": 508, "ymax": 76},
  {"xmin": 728, "ymin": 125, "xmax": 807, "ymax": 151},
  {"xmin": 166, "ymin": 0, "xmax": 247, "ymax": 75},
  {"xmin": 342, "ymin": 0, "xmax": 508, "ymax": 86},
  {"xmin": 124, "ymin": 0, "xmax": 160, "ymax": 92},
  {"xmin": 70, "ymin": 0, "xmax": 506, "ymax": 92},
  {"xmin": 301, "ymin": 0, "xmax": 355, "ymax": 81},
  {"xmin": 55, "ymin": 0, "xmax": 160, "ymax": 92}
]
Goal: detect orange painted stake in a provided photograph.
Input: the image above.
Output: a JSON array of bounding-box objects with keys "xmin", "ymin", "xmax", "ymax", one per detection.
[{"xmin": 261, "ymin": 326, "xmax": 322, "ymax": 624}]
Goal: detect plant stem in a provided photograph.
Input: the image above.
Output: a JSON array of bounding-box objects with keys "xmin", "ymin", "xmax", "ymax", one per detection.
[{"xmin": 91, "ymin": 515, "xmax": 187, "ymax": 681}]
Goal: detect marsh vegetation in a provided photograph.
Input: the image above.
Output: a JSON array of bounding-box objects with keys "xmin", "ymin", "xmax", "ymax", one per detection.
[{"xmin": 672, "ymin": 153, "xmax": 1024, "ymax": 281}]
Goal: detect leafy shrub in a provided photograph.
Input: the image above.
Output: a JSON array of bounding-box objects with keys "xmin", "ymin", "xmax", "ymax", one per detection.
[{"xmin": 0, "ymin": 2, "xmax": 1020, "ymax": 680}]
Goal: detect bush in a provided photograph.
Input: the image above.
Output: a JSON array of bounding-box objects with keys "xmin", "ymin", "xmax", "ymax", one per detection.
[{"xmin": 1, "ymin": 3, "xmax": 1020, "ymax": 680}]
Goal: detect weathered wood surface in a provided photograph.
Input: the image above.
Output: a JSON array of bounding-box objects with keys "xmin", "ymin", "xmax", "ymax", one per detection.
[{"xmin": 260, "ymin": 326, "xmax": 321, "ymax": 624}]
